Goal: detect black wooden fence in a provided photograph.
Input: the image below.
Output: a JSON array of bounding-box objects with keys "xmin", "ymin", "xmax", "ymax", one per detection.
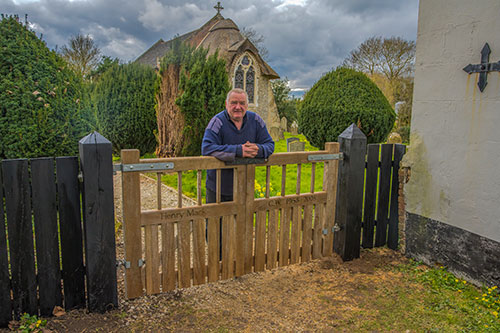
[{"xmin": 0, "ymin": 132, "xmax": 117, "ymax": 327}]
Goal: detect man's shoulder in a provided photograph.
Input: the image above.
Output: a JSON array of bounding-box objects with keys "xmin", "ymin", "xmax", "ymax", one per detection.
[
  {"xmin": 206, "ymin": 111, "xmax": 227, "ymax": 134},
  {"xmin": 246, "ymin": 111, "xmax": 266, "ymax": 128}
]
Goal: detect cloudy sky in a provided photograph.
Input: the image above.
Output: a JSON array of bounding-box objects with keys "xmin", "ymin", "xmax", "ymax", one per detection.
[{"xmin": 2, "ymin": 0, "xmax": 419, "ymax": 90}]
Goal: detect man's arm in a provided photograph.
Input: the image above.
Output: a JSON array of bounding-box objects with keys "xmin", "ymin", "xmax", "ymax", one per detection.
[{"xmin": 202, "ymin": 117, "xmax": 242, "ymax": 162}]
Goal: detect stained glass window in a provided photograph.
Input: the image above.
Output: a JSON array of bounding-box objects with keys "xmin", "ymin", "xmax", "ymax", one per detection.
[{"xmin": 233, "ymin": 53, "xmax": 257, "ymax": 104}]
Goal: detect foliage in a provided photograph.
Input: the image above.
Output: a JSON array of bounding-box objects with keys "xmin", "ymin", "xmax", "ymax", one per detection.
[
  {"xmin": 61, "ymin": 34, "xmax": 100, "ymax": 79},
  {"xmin": 93, "ymin": 62, "xmax": 157, "ymax": 154},
  {"xmin": 393, "ymin": 77, "xmax": 413, "ymax": 143},
  {"xmin": 18, "ymin": 313, "xmax": 47, "ymax": 333},
  {"xmin": 298, "ymin": 67, "xmax": 395, "ymax": 148},
  {"xmin": 157, "ymin": 39, "xmax": 230, "ymax": 156},
  {"xmin": 90, "ymin": 56, "xmax": 119, "ymax": 81},
  {"xmin": 0, "ymin": 16, "xmax": 93, "ymax": 159},
  {"xmin": 271, "ymin": 78, "xmax": 298, "ymax": 128}
]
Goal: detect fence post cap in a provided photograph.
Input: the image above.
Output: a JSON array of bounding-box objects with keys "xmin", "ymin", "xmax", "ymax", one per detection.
[
  {"xmin": 338, "ymin": 123, "xmax": 366, "ymax": 140},
  {"xmin": 79, "ymin": 131, "xmax": 111, "ymax": 145}
]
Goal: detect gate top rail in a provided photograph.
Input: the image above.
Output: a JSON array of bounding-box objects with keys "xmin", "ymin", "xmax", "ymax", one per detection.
[{"xmin": 114, "ymin": 150, "xmax": 343, "ymax": 173}]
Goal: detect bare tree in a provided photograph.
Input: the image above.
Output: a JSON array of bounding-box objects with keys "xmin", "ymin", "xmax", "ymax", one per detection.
[
  {"xmin": 61, "ymin": 34, "xmax": 100, "ymax": 79},
  {"xmin": 342, "ymin": 36, "xmax": 415, "ymax": 84},
  {"xmin": 241, "ymin": 27, "xmax": 269, "ymax": 60}
]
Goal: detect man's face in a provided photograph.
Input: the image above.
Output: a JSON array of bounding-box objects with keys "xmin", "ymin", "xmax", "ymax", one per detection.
[{"xmin": 226, "ymin": 92, "xmax": 248, "ymax": 123}]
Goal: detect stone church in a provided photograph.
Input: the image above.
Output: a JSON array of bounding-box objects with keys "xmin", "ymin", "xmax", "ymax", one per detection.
[{"xmin": 135, "ymin": 4, "xmax": 284, "ymax": 140}]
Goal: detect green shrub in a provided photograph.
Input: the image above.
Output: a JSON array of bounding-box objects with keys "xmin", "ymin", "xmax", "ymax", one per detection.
[
  {"xmin": 93, "ymin": 62, "xmax": 157, "ymax": 154},
  {"xmin": 0, "ymin": 16, "xmax": 93, "ymax": 158},
  {"xmin": 298, "ymin": 67, "xmax": 395, "ymax": 148}
]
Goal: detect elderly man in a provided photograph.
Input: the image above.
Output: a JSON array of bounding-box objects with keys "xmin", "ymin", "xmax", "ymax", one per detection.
[{"xmin": 202, "ymin": 88, "xmax": 275, "ymax": 203}]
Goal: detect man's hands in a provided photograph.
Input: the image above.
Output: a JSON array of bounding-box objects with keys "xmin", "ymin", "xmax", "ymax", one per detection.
[{"xmin": 242, "ymin": 141, "xmax": 259, "ymax": 158}]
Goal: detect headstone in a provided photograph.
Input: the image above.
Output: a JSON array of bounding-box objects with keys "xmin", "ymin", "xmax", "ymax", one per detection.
[
  {"xmin": 286, "ymin": 137, "xmax": 299, "ymax": 152},
  {"xmin": 269, "ymin": 127, "xmax": 284, "ymax": 141},
  {"xmin": 290, "ymin": 121, "xmax": 299, "ymax": 135},
  {"xmin": 280, "ymin": 117, "xmax": 287, "ymax": 131},
  {"xmin": 289, "ymin": 141, "xmax": 305, "ymax": 152}
]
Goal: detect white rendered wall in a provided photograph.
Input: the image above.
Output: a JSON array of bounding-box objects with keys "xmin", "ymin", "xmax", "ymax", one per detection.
[{"xmin": 405, "ymin": 0, "xmax": 500, "ymax": 242}]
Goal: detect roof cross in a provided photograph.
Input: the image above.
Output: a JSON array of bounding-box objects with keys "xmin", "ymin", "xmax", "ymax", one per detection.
[
  {"xmin": 214, "ymin": 2, "xmax": 224, "ymax": 14},
  {"xmin": 463, "ymin": 43, "xmax": 500, "ymax": 92}
]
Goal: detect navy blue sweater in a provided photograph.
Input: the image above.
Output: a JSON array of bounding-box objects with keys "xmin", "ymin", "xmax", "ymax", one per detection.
[{"xmin": 202, "ymin": 110, "xmax": 275, "ymax": 196}]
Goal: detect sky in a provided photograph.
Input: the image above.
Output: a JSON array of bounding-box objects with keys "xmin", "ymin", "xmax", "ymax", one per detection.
[{"xmin": 2, "ymin": 0, "xmax": 419, "ymax": 90}]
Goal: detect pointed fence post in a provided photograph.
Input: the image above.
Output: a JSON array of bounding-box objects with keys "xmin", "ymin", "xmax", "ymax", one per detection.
[
  {"xmin": 79, "ymin": 132, "xmax": 118, "ymax": 312},
  {"xmin": 333, "ymin": 124, "xmax": 367, "ymax": 261}
]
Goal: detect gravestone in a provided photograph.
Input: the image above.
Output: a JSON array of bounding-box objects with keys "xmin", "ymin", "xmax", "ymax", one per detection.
[
  {"xmin": 280, "ymin": 117, "xmax": 287, "ymax": 132},
  {"xmin": 290, "ymin": 121, "xmax": 299, "ymax": 135},
  {"xmin": 286, "ymin": 137, "xmax": 299, "ymax": 152},
  {"xmin": 288, "ymin": 140, "xmax": 305, "ymax": 152}
]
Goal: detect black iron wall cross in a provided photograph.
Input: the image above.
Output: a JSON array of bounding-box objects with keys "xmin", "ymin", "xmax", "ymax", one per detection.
[{"xmin": 463, "ymin": 43, "xmax": 500, "ymax": 92}]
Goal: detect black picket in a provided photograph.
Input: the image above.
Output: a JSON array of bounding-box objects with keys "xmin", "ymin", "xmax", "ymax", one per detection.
[
  {"xmin": 362, "ymin": 144, "xmax": 379, "ymax": 248},
  {"xmin": 374, "ymin": 144, "xmax": 393, "ymax": 247},
  {"xmin": 387, "ymin": 144, "xmax": 406, "ymax": 250},
  {"xmin": 56, "ymin": 157, "xmax": 86, "ymax": 311},
  {"xmin": 79, "ymin": 132, "xmax": 118, "ymax": 312},
  {"xmin": 2, "ymin": 159, "xmax": 37, "ymax": 318},
  {"xmin": 31, "ymin": 158, "xmax": 63, "ymax": 316},
  {"xmin": 0, "ymin": 166, "xmax": 12, "ymax": 326}
]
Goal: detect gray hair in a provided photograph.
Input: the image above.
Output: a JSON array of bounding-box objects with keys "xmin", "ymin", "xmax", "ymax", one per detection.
[{"xmin": 226, "ymin": 88, "xmax": 249, "ymax": 105}]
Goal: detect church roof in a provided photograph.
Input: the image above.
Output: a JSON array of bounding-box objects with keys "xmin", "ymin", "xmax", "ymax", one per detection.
[{"xmin": 135, "ymin": 13, "xmax": 279, "ymax": 79}]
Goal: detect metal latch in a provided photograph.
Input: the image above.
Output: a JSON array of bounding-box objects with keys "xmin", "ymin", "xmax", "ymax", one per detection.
[
  {"xmin": 138, "ymin": 258, "xmax": 146, "ymax": 267},
  {"xmin": 322, "ymin": 224, "xmax": 342, "ymax": 235},
  {"xmin": 308, "ymin": 153, "xmax": 343, "ymax": 162},
  {"xmin": 113, "ymin": 162, "xmax": 174, "ymax": 173}
]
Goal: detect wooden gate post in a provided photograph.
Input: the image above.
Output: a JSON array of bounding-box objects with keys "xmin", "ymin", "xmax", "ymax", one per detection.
[
  {"xmin": 79, "ymin": 132, "xmax": 118, "ymax": 312},
  {"xmin": 333, "ymin": 124, "xmax": 367, "ymax": 261}
]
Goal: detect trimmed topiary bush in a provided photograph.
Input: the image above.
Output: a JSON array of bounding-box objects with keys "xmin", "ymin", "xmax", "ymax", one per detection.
[
  {"xmin": 93, "ymin": 62, "xmax": 157, "ymax": 154},
  {"xmin": 298, "ymin": 67, "xmax": 395, "ymax": 148},
  {"xmin": 0, "ymin": 16, "xmax": 93, "ymax": 158}
]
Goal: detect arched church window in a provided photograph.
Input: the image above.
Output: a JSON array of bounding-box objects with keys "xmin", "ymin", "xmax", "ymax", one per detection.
[
  {"xmin": 233, "ymin": 53, "xmax": 258, "ymax": 105},
  {"xmin": 246, "ymin": 66, "xmax": 255, "ymax": 103},
  {"xmin": 235, "ymin": 65, "xmax": 244, "ymax": 89}
]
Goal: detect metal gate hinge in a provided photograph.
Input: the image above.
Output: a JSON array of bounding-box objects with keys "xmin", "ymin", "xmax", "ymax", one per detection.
[
  {"xmin": 138, "ymin": 259, "xmax": 146, "ymax": 267},
  {"xmin": 116, "ymin": 259, "xmax": 131, "ymax": 269},
  {"xmin": 323, "ymin": 224, "xmax": 342, "ymax": 235},
  {"xmin": 78, "ymin": 171, "xmax": 83, "ymax": 182},
  {"xmin": 113, "ymin": 162, "xmax": 174, "ymax": 173}
]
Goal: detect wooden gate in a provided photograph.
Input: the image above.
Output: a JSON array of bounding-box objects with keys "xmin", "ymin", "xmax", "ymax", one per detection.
[{"xmin": 120, "ymin": 143, "xmax": 340, "ymax": 299}]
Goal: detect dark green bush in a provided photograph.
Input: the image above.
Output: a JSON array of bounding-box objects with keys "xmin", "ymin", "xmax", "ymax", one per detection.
[
  {"xmin": 93, "ymin": 62, "xmax": 157, "ymax": 154},
  {"xmin": 0, "ymin": 16, "xmax": 93, "ymax": 158},
  {"xmin": 298, "ymin": 67, "xmax": 395, "ymax": 148}
]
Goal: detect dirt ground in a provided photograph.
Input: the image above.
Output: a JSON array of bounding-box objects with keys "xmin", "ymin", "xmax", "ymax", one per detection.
[{"xmin": 5, "ymin": 175, "xmax": 412, "ymax": 332}]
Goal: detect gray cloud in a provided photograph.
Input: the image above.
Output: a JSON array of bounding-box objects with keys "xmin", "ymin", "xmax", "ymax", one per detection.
[{"xmin": 1, "ymin": 0, "xmax": 418, "ymax": 88}]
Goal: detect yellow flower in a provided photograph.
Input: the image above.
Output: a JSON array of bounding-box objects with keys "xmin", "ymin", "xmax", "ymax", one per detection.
[
  {"xmin": 458, "ymin": 290, "xmax": 462, "ymax": 293},
  {"xmin": 493, "ymin": 311, "xmax": 498, "ymax": 316},
  {"xmin": 463, "ymin": 281, "xmax": 467, "ymax": 284},
  {"xmin": 260, "ymin": 193, "xmax": 264, "ymax": 198},
  {"xmin": 455, "ymin": 279, "xmax": 459, "ymax": 282}
]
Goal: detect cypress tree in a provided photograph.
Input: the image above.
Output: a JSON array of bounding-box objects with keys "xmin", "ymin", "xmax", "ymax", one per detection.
[{"xmin": 0, "ymin": 16, "xmax": 92, "ymax": 158}]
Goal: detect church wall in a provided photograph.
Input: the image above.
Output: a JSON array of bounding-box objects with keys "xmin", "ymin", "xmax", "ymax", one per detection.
[{"xmin": 404, "ymin": 0, "xmax": 500, "ymax": 286}]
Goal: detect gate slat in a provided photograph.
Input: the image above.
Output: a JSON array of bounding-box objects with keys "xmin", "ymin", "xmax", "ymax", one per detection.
[
  {"xmin": 56, "ymin": 157, "xmax": 85, "ymax": 310},
  {"xmin": 31, "ymin": 158, "xmax": 62, "ymax": 316},
  {"xmin": 279, "ymin": 207, "xmax": 291, "ymax": 266},
  {"xmin": 362, "ymin": 144, "xmax": 380, "ymax": 248},
  {"xmin": 290, "ymin": 205, "xmax": 301, "ymax": 264},
  {"xmin": 145, "ymin": 225, "xmax": 160, "ymax": 294},
  {"xmin": 2, "ymin": 159, "xmax": 37, "ymax": 318},
  {"xmin": 387, "ymin": 144, "xmax": 406, "ymax": 250},
  {"xmin": 322, "ymin": 143, "xmax": 339, "ymax": 257},
  {"xmin": 222, "ymin": 215, "xmax": 235, "ymax": 279},
  {"xmin": 312, "ymin": 204, "xmax": 324, "ymax": 259},
  {"xmin": 161, "ymin": 223, "xmax": 176, "ymax": 291},
  {"xmin": 192, "ymin": 218, "xmax": 206, "ymax": 285},
  {"xmin": 121, "ymin": 150, "xmax": 143, "ymax": 299},
  {"xmin": 244, "ymin": 165, "xmax": 255, "ymax": 273},
  {"xmin": 178, "ymin": 220, "xmax": 191, "ymax": 288},
  {"xmin": 375, "ymin": 144, "xmax": 393, "ymax": 247},
  {"xmin": 301, "ymin": 204, "xmax": 313, "ymax": 262},
  {"xmin": 235, "ymin": 166, "xmax": 246, "ymax": 276},
  {"xmin": 254, "ymin": 210, "xmax": 267, "ymax": 272},
  {"xmin": 207, "ymin": 217, "xmax": 220, "ymax": 282},
  {"xmin": 0, "ymin": 165, "xmax": 12, "ymax": 326},
  {"xmin": 266, "ymin": 209, "xmax": 279, "ymax": 269}
]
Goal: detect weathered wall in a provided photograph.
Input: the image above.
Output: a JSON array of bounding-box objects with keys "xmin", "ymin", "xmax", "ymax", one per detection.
[{"xmin": 404, "ymin": 0, "xmax": 500, "ymax": 242}]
